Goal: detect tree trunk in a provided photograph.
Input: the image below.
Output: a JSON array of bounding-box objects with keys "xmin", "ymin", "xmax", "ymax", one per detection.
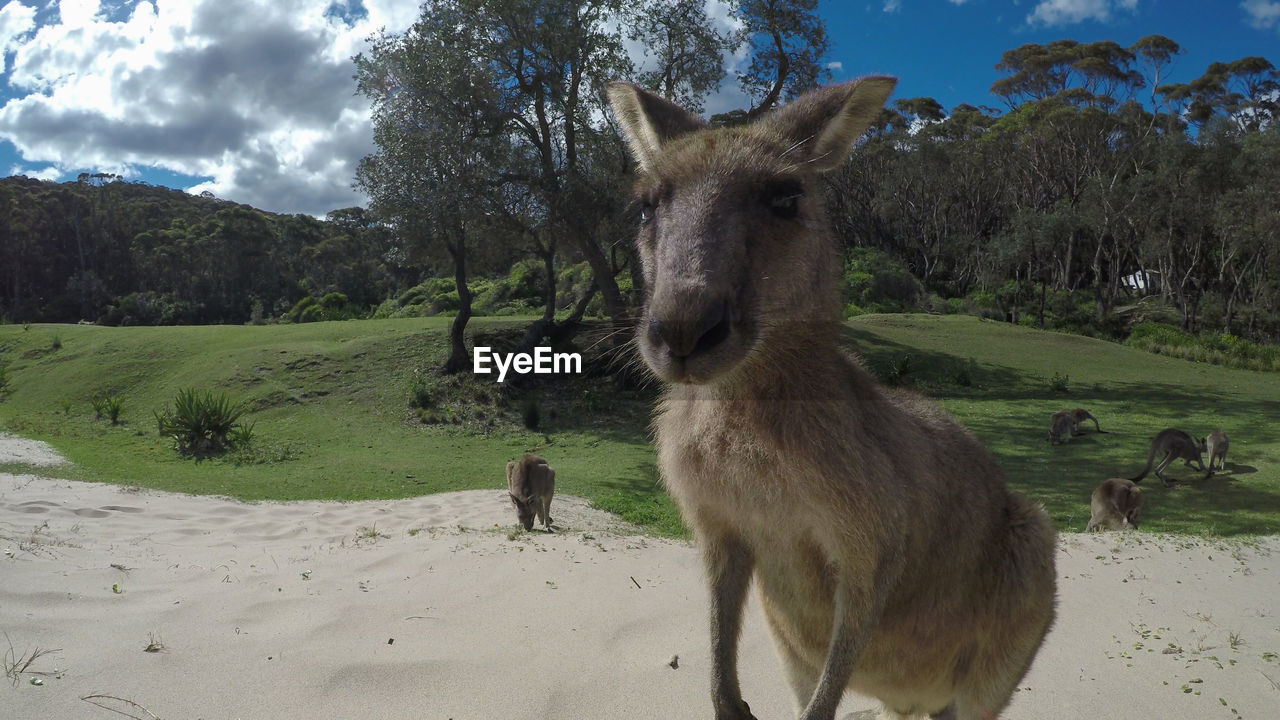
[{"xmin": 443, "ymin": 239, "xmax": 472, "ymax": 374}]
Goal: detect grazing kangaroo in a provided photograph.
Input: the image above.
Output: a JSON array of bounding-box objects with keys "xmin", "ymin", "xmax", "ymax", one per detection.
[
  {"xmin": 1048, "ymin": 410, "xmax": 1075, "ymax": 445},
  {"xmin": 506, "ymin": 454, "xmax": 555, "ymax": 531},
  {"xmin": 1069, "ymin": 408, "xmax": 1104, "ymax": 435},
  {"xmin": 608, "ymin": 78, "xmax": 1057, "ymax": 720},
  {"xmin": 1204, "ymin": 429, "xmax": 1229, "ymax": 473},
  {"xmin": 1129, "ymin": 428, "xmax": 1206, "ymax": 487},
  {"xmin": 1086, "ymin": 478, "xmax": 1142, "ymax": 531}
]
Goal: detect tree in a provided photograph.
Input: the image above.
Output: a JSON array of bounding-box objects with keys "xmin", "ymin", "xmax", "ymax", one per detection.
[{"xmin": 355, "ymin": 2, "xmax": 510, "ymax": 372}]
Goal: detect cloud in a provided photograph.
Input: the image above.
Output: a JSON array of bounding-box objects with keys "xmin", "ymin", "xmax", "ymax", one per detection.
[
  {"xmin": 1027, "ymin": 0, "xmax": 1138, "ymax": 26},
  {"xmin": 0, "ymin": 1, "xmax": 37, "ymax": 73},
  {"xmin": 8, "ymin": 162, "xmax": 59, "ymax": 180},
  {"xmin": 883, "ymin": 0, "xmax": 902, "ymax": 12},
  {"xmin": 1242, "ymin": 0, "xmax": 1280, "ymax": 30},
  {"xmin": 0, "ymin": 0, "xmax": 422, "ymax": 215}
]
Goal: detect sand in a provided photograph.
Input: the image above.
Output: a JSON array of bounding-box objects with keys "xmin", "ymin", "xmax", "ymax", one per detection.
[{"xmin": 1, "ymin": 437, "xmax": 1276, "ymax": 719}]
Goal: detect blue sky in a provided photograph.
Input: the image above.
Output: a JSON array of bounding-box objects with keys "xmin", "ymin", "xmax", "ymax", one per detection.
[{"xmin": 0, "ymin": 0, "xmax": 1276, "ymax": 216}]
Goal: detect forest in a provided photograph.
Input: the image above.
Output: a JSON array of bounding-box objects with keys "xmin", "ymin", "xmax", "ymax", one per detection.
[{"xmin": 0, "ymin": 0, "xmax": 1276, "ymax": 370}]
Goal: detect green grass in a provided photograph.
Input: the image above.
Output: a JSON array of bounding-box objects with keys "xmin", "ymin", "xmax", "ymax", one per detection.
[{"xmin": 1, "ymin": 314, "xmax": 1276, "ymax": 537}]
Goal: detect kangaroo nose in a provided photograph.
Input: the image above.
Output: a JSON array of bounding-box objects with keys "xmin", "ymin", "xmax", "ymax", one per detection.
[{"xmin": 649, "ymin": 299, "xmax": 731, "ymax": 359}]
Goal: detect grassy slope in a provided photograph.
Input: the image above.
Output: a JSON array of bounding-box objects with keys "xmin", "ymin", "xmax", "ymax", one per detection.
[{"xmin": 1, "ymin": 315, "xmax": 1276, "ymax": 537}]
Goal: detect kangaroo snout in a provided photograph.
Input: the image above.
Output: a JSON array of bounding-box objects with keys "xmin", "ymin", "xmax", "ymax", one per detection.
[{"xmin": 648, "ymin": 297, "xmax": 731, "ymax": 360}]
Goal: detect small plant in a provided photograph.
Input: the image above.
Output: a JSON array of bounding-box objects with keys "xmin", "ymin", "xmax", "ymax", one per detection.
[
  {"xmin": 91, "ymin": 391, "xmax": 124, "ymax": 425},
  {"xmin": 154, "ymin": 388, "xmax": 253, "ymax": 458},
  {"xmin": 885, "ymin": 354, "xmax": 913, "ymax": 385},
  {"xmin": 49, "ymin": 334, "xmax": 61, "ymax": 351},
  {"xmin": 1048, "ymin": 372, "xmax": 1070, "ymax": 393},
  {"xmin": 355, "ymin": 524, "xmax": 388, "ymax": 543},
  {"xmin": 143, "ymin": 632, "xmax": 166, "ymax": 653},
  {"xmin": 3, "ymin": 633, "xmax": 60, "ymax": 687}
]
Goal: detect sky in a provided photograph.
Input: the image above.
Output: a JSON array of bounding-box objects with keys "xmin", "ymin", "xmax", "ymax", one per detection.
[{"xmin": 0, "ymin": 0, "xmax": 1276, "ymax": 216}]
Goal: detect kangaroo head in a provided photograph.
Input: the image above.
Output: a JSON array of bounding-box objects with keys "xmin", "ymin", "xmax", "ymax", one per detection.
[{"xmin": 607, "ymin": 77, "xmax": 896, "ymax": 385}]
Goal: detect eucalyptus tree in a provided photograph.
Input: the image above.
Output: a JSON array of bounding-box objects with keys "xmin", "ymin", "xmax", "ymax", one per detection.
[{"xmin": 356, "ymin": 1, "xmax": 511, "ymax": 372}]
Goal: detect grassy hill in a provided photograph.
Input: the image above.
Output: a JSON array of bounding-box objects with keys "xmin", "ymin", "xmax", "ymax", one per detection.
[{"xmin": 1, "ymin": 315, "xmax": 1276, "ymax": 537}]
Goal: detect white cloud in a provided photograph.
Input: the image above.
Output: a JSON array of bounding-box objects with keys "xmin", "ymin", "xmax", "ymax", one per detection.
[
  {"xmin": 827, "ymin": 61, "xmax": 844, "ymax": 72},
  {"xmin": 0, "ymin": 0, "xmax": 425, "ymax": 215},
  {"xmin": 9, "ymin": 163, "xmax": 60, "ymax": 180},
  {"xmin": 883, "ymin": 0, "xmax": 902, "ymax": 12},
  {"xmin": 1243, "ymin": 0, "xmax": 1280, "ymax": 30},
  {"xmin": 1027, "ymin": 0, "xmax": 1139, "ymax": 26},
  {"xmin": 0, "ymin": 1, "xmax": 37, "ymax": 73}
]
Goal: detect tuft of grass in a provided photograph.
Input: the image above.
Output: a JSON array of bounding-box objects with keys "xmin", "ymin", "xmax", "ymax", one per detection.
[
  {"xmin": 1048, "ymin": 371, "xmax": 1070, "ymax": 393},
  {"xmin": 90, "ymin": 391, "xmax": 124, "ymax": 425},
  {"xmin": 154, "ymin": 388, "xmax": 252, "ymax": 458},
  {"xmin": 3, "ymin": 633, "xmax": 61, "ymax": 687}
]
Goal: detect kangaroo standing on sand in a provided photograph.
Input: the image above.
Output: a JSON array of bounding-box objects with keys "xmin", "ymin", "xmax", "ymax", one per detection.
[
  {"xmin": 506, "ymin": 454, "xmax": 555, "ymax": 531},
  {"xmin": 1204, "ymin": 429, "xmax": 1229, "ymax": 473},
  {"xmin": 1129, "ymin": 428, "xmax": 1206, "ymax": 487},
  {"xmin": 1086, "ymin": 478, "xmax": 1141, "ymax": 531},
  {"xmin": 609, "ymin": 78, "xmax": 1057, "ymax": 720}
]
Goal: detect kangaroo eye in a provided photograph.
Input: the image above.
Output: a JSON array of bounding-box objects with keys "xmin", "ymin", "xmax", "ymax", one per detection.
[
  {"xmin": 764, "ymin": 182, "xmax": 803, "ymax": 219},
  {"xmin": 639, "ymin": 201, "xmax": 655, "ymax": 225}
]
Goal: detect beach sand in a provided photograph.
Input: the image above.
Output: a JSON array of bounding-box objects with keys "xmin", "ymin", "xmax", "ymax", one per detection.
[{"xmin": 2, "ymin": 436, "xmax": 1276, "ymax": 719}]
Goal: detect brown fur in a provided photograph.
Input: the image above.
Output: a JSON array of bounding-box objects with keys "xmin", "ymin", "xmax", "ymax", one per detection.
[
  {"xmin": 1069, "ymin": 408, "xmax": 1103, "ymax": 434},
  {"xmin": 1129, "ymin": 428, "xmax": 1207, "ymax": 487},
  {"xmin": 1204, "ymin": 429, "xmax": 1229, "ymax": 473},
  {"xmin": 1047, "ymin": 410, "xmax": 1075, "ymax": 445},
  {"xmin": 506, "ymin": 454, "xmax": 555, "ymax": 531},
  {"xmin": 609, "ymin": 79, "xmax": 1057, "ymax": 720},
  {"xmin": 1086, "ymin": 478, "xmax": 1141, "ymax": 531}
]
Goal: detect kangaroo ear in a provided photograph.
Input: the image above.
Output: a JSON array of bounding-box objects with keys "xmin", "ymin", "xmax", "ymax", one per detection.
[
  {"xmin": 764, "ymin": 76, "xmax": 897, "ymax": 172},
  {"xmin": 606, "ymin": 82, "xmax": 705, "ymax": 171}
]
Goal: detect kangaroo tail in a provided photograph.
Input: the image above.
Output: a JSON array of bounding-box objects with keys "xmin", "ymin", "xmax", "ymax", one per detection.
[{"xmin": 1129, "ymin": 441, "xmax": 1156, "ymax": 482}]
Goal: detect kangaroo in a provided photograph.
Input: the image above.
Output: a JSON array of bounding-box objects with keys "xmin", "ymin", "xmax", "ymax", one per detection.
[
  {"xmin": 1129, "ymin": 428, "xmax": 1207, "ymax": 487},
  {"xmin": 1204, "ymin": 429, "xmax": 1229, "ymax": 473},
  {"xmin": 1085, "ymin": 478, "xmax": 1141, "ymax": 531},
  {"xmin": 608, "ymin": 78, "xmax": 1056, "ymax": 720},
  {"xmin": 1069, "ymin": 408, "xmax": 1104, "ymax": 435},
  {"xmin": 1047, "ymin": 410, "xmax": 1075, "ymax": 444},
  {"xmin": 506, "ymin": 454, "xmax": 555, "ymax": 531}
]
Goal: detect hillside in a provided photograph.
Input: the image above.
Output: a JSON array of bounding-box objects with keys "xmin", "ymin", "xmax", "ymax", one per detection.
[{"xmin": 1, "ymin": 314, "xmax": 1276, "ymax": 536}]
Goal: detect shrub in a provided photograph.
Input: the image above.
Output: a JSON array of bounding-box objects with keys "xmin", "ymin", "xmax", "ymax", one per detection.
[
  {"xmin": 1048, "ymin": 372, "xmax": 1070, "ymax": 393},
  {"xmin": 0, "ymin": 360, "xmax": 10, "ymax": 397},
  {"xmin": 842, "ymin": 248, "xmax": 924, "ymax": 313},
  {"xmin": 91, "ymin": 391, "xmax": 124, "ymax": 425},
  {"xmin": 155, "ymin": 388, "xmax": 253, "ymax": 458}
]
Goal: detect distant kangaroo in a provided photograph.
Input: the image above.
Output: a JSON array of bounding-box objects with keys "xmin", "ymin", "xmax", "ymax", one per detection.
[
  {"xmin": 1048, "ymin": 410, "xmax": 1075, "ymax": 445},
  {"xmin": 506, "ymin": 454, "xmax": 555, "ymax": 531},
  {"xmin": 1129, "ymin": 428, "xmax": 1206, "ymax": 487},
  {"xmin": 1069, "ymin": 408, "xmax": 1104, "ymax": 435},
  {"xmin": 1204, "ymin": 429, "xmax": 1229, "ymax": 473},
  {"xmin": 1086, "ymin": 478, "xmax": 1142, "ymax": 531},
  {"xmin": 609, "ymin": 78, "xmax": 1056, "ymax": 720}
]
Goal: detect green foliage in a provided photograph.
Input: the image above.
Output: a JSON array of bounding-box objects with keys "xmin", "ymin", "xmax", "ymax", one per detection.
[
  {"xmin": 1127, "ymin": 323, "xmax": 1280, "ymax": 371},
  {"xmin": 1048, "ymin": 372, "xmax": 1070, "ymax": 393},
  {"xmin": 842, "ymin": 248, "xmax": 924, "ymax": 315},
  {"xmin": 90, "ymin": 391, "xmax": 124, "ymax": 425},
  {"xmin": 0, "ymin": 360, "xmax": 10, "ymax": 398},
  {"xmin": 154, "ymin": 388, "xmax": 253, "ymax": 458}
]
